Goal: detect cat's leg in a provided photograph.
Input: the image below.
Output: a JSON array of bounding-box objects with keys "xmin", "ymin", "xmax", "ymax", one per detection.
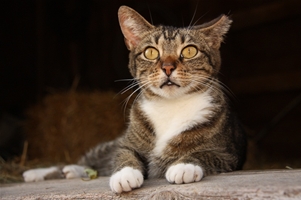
[
  {"xmin": 165, "ymin": 163, "xmax": 204, "ymax": 184},
  {"xmin": 76, "ymin": 139, "xmax": 144, "ymax": 193},
  {"xmin": 23, "ymin": 166, "xmax": 63, "ymax": 182},
  {"xmin": 110, "ymin": 166, "xmax": 143, "ymax": 193},
  {"xmin": 62, "ymin": 164, "xmax": 88, "ymax": 179},
  {"xmin": 165, "ymin": 150, "xmax": 235, "ymax": 184},
  {"xmin": 109, "ymin": 149, "xmax": 144, "ymax": 193},
  {"xmin": 23, "ymin": 165, "xmax": 88, "ymax": 182}
]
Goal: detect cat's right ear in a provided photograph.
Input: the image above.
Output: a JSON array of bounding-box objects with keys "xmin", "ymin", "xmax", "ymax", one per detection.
[
  {"xmin": 118, "ymin": 6, "xmax": 154, "ymax": 50},
  {"xmin": 196, "ymin": 15, "xmax": 232, "ymax": 49}
]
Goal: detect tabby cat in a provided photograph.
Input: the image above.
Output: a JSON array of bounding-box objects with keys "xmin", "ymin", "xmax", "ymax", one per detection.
[{"xmin": 23, "ymin": 6, "xmax": 246, "ymax": 193}]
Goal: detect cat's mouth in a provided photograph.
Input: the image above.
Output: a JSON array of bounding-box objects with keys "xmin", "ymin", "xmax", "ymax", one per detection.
[{"xmin": 160, "ymin": 80, "xmax": 180, "ymax": 88}]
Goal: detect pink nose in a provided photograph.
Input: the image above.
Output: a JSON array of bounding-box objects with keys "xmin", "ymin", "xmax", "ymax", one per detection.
[
  {"xmin": 162, "ymin": 56, "xmax": 176, "ymax": 76},
  {"xmin": 162, "ymin": 65, "xmax": 175, "ymax": 76}
]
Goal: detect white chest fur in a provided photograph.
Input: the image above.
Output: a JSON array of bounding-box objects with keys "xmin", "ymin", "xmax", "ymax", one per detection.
[{"xmin": 140, "ymin": 91, "xmax": 213, "ymax": 156}]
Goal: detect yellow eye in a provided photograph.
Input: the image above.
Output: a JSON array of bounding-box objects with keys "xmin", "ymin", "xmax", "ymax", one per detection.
[
  {"xmin": 181, "ymin": 46, "xmax": 198, "ymax": 59},
  {"xmin": 144, "ymin": 47, "xmax": 159, "ymax": 60}
]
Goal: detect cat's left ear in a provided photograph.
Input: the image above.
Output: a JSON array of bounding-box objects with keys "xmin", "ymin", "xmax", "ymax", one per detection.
[
  {"xmin": 118, "ymin": 6, "xmax": 154, "ymax": 50},
  {"xmin": 196, "ymin": 15, "xmax": 232, "ymax": 49}
]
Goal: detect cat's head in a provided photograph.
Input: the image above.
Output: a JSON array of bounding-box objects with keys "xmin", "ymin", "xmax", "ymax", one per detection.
[{"xmin": 118, "ymin": 6, "xmax": 232, "ymax": 99}]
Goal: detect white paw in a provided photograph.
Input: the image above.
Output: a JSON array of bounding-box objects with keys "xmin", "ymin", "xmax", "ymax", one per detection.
[
  {"xmin": 62, "ymin": 165, "xmax": 88, "ymax": 179},
  {"xmin": 165, "ymin": 163, "xmax": 203, "ymax": 184},
  {"xmin": 23, "ymin": 167, "xmax": 59, "ymax": 182},
  {"xmin": 109, "ymin": 167, "xmax": 144, "ymax": 193}
]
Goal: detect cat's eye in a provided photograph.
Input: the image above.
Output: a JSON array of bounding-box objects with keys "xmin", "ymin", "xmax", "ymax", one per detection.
[
  {"xmin": 144, "ymin": 47, "xmax": 159, "ymax": 60},
  {"xmin": 181, "ymin": 46, "xmax": 198, "ymax": 59}
]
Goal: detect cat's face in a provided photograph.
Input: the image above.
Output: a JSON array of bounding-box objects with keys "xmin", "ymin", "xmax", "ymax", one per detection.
[{"xmin": 118, "ymin": 6, "xmax": 232, "ymax": 99}]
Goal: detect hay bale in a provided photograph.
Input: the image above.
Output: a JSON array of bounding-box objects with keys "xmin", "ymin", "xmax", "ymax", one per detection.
[{"xmin": 24, "ymin": 90, "xmax": 128, "ymax": 163}]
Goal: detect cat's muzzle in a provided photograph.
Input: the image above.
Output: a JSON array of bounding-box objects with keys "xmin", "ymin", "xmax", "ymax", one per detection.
[{"xmin": 160, "ymin": 79, "xmax": 180, "ymax": 88}]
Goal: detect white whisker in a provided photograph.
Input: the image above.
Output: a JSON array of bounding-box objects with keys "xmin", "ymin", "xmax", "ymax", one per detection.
[
  {"xmin": 121, "ymin": 80, "xmax": 152, "ymax": 116},
  {"xmin": 187, "ymin": 1, "xmax": 199, "ymax": 29},
  {"xmin": 189, "ymin": 74, "xmax": 236, "ymax": 100},
  {"xmin": 190, "ymin": 75, "xmax": 220, "ymax": 92},
  {"xmin": 120, "ymin": 82, "xmax": 140, "ymax": 95},
  {"xmin": 114, "ymin": 78, "xmax": 136, "ymax": 82},
  {"xmin": 209, "ymin": 78, "xmax": 236, "ymax": 100},
  {"xmin": 191, "ymin": 11, "xmax": 209, "ymax": 27}
]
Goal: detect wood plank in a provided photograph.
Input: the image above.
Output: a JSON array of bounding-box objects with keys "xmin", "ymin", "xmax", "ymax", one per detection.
[{"xmin": 1, "ymin": 170, "xmax": 301, "ymax": 199}]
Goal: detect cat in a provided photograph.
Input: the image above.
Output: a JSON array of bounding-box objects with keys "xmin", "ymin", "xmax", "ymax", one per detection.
[{"xmin": 23, "ymin": 5, "xmax": 246, "ymax": 193}]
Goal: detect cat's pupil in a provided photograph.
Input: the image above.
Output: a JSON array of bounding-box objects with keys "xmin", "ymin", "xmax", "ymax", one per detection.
[
  {"xmin": 144, "ymin": 47, "xmax": 159, "ymax": 60},
  {"xmin": 181, "ymin": 46, "xmax": 197, "ymax": 59}
]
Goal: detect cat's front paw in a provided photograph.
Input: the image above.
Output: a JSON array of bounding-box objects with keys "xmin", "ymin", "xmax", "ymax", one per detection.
[
  {"xmin": 23, "ymin": 167, "xmax": 60, "ymax": 182},
  {"xmin": 62, "ymin": 165, "xmax": 88, "ymax": 179},
  {"xmin": 166, "ymin": 163, "xmax": 203, "ymax": 184},
  {"xmin": 109, "ymin": 167, "xmax": 144, "ymax": 193}
]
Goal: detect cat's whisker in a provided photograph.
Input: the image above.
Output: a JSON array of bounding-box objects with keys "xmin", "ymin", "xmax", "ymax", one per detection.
[
  {"xmin": 184, "ymin": 6, "xmax": 209, "ymax": 39},
  {"xmin": 122, "ymin": 92, "xmax": 136, "ymax": 117},
  {"xmin": 122, "ymin": 80, "xmax": 153, "ymax": 118},
  {"xmin": 132, "ymin": 91, "xmax": 142, "ymax": 106},
  {"xmin": 187, "ymin": 1, "xmax": 199, "ymax": 29},
  {"xmin": 190, "ymin": 78, "xmax": 225, "ymax": 98},
  {"xmin": 189, "ymin": 78, "xmax": 211, "ymax": 91},
  {"xmin": 114, "ymin": 78, "xmax": 136, "ymax": 82},
  {"xmin": 208, "ymin": 79, "xmax": 236, "ymax": 100},
  {"xmin": 126, "ymin": 81, "xmax": 153, "ymax": 112},
  {"xmin": 120, "ymin": 81, "xmax": 144, "ymax": 114},
  {"xmin": 121, "ymin": 80, "xmax": 152, "ymax": 115},
  {"xmin": 116, "ymin": 78, "xmax": 141, "ymax": 96},
  {"xmin": 190, "ymin": 82, "xmax": 205, "ymax": 93},
  {"xmin": 115, "ymin": 79, "xmax": 135, "ymax": 91},
  {"xmin": 191, "ymin": 11, "xmax": 209, "ymax": 27},
  {"xmin": 120, "ymin": 82, "xmax": 140, "ymax": 95},
  {"xmin": 146, "ymin": 4, "xmax": 154, "ymax": 25},
  {"xmin": 204, "ymin": 82, "xmax": 225, "ymax": 98},
  {"xmin": 191, "ymin": 80, "xmax": 212, "ymax": 92}
]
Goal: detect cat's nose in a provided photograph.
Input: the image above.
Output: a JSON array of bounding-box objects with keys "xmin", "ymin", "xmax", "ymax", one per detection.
[
  {"xmin": 162, "ymin": 65, "xmax": 175, "ymax": 76},
  {"xmin": 162, "ymin": 57, "xmax": 176, "ymax": 76}
]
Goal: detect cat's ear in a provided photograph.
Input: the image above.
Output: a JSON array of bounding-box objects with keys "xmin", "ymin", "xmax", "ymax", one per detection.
[
  {"xmin": 118, "ymin": 6, "xmax": 154, "ymax": 50},
  {"xmin": 196, "ymin": 15, "xmax": 232, "ymax": 49}
]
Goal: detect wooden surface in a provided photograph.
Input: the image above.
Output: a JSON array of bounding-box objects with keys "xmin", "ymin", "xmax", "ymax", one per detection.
[{"xmin": 1, "ymin": 169, "xmax": 301, "ymax": 199}]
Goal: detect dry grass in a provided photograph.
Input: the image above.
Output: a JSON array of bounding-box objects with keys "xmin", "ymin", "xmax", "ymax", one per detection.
[
  {"xmin": 1, "ymin": 90, "xmax": 131, "ymax": 184},
  {"xmin": 0, "ymin": 157, "xmax": 51, "ymax": 184},
  {"xmin": 23, "ymin": 90, "xmax": 129, "ymax": 163},
  {"xmin": 0, "ymin": 158, "xmax": 24, "ymax": 183}
]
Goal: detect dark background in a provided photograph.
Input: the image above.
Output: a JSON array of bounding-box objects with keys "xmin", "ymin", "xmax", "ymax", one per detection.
[{"xmin": 1, "ymin": 0, "xmax": 301, "ymax": 168}]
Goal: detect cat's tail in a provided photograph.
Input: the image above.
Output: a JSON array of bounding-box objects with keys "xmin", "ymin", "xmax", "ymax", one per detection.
[{"xmin": 77, "ymin": 140, "xmax": 119, "ymax": 176}]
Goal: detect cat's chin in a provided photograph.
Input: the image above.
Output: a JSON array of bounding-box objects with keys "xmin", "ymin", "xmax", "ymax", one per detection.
[
  {"xmin": 160, "ymin": 80, "xmax": 180, "ymax": 89},
  {"xmin": 150, "ymin": 86, "xmax": 188, "ymax": 99}
]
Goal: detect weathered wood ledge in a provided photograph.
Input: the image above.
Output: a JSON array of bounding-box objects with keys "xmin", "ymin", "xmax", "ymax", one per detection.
[{"xmin": 1, "ymin": 169, "xmax": 301, "ymax": 200}]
